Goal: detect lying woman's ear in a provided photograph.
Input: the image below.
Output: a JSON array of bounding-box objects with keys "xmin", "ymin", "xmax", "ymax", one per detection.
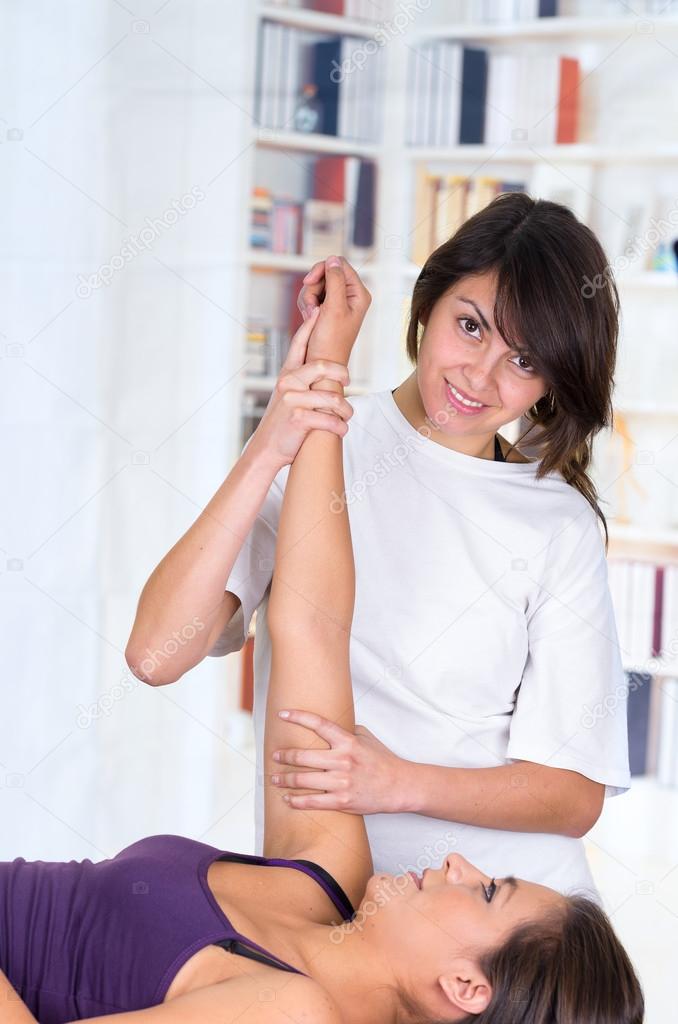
[{"xmin": 438, "ymin": 958, "xmax": 492, "ymax": 1018}]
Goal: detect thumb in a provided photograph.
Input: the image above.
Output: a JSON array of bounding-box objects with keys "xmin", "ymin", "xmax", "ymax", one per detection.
[{"xmin": 323, "ymin": 255, "xmax": 347, "ymax": 310}]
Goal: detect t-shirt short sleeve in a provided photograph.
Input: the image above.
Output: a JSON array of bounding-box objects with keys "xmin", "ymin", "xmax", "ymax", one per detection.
[
  {"xmin": 206, "ymin": 448, "xmax": 286, "ymax": 658},
  {"xmin": 506, "ymin": 501, "xmax": 631, "ymax": 797}
]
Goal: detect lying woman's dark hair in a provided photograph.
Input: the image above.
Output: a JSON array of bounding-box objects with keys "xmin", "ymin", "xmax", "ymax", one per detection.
[
  {"xmin": 400, "ymin": 895, "xmax": 643, "ymax": 1024},
  {"xmin": 405, "ymin": 192, "xmax": 620, "ymax": 551},
  {"xmin": 465, "ymin": 895, "xmax": 644, "ymax": 1024}
]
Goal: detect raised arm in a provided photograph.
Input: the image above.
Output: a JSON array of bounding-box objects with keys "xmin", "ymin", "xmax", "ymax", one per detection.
[
  {"xmin": 263, "ymin": 257, "xmax": 374, "ymax": 901},
  {"xmin": 124, "ymin": 315, "xmax": 352, "ymax": 686}
]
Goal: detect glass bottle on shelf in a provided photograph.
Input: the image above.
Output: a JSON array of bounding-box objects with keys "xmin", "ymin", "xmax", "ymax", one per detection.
[{"xmin": 293, "ymin": 83, "xmax": 323, "ymax": 134}]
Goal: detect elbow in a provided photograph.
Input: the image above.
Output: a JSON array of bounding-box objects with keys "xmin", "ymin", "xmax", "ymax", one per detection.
[
  {"xmin": 124, "ymin": 643, "xmax": 182, "ymax": 687},
  {"xmin": 564, "ymin": 782, "xmax": 605, "ymax": 838}
]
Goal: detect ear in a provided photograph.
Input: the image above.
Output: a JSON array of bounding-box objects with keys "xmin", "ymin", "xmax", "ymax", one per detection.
[{"xmin": 438, "ymin": 958, "xmax": 492, "ymax": 1017}]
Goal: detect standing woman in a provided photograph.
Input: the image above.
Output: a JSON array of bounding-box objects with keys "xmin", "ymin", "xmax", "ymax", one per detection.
[{"xmin": 126, "ymin": 193, "xmax": 631, "ymax": 897}]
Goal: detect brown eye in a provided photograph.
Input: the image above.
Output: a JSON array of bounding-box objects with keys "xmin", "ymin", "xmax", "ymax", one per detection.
[
  {"xmin": 459, "ymin": 317, "xmax": 481, "ymax": 339},
  {"xmin": 511, "ymin": 352, "xmax": 535, "ymax": 373}
]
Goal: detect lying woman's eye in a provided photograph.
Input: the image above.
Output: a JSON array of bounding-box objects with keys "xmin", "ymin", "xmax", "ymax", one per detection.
[{"xmin": 483, "ymin": 878, "xmax": 497, "ymax": 903}]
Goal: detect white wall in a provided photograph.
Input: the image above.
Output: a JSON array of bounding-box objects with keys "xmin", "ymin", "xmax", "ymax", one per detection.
[{"xmin": 0, "ymin": 0, "xmax": 257, "ymax": 860}]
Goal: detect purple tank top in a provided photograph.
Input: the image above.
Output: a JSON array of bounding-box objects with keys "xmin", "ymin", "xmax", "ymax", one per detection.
[{"xmin": 0, "ymin": 834, "xmax": 356, "ymax": 1023}]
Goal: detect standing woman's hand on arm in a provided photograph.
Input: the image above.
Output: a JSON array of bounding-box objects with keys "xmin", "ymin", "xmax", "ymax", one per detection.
[{"xmin": 124, "ymin": 308, "xmax": 354, "ymax": 687}]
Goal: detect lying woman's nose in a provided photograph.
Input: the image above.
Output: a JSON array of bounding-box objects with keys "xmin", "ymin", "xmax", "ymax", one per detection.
[{"xmin": 445, "ymin": 853, "xmax": 491, "ymax": 886}]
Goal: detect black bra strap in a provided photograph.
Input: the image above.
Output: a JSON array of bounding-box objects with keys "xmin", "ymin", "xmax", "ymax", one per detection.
[
  {"xmin": 214, "ymin": 937, "xmax": 303, "ymax": 974},
  {"xmin": 494, "ymin": 434, "xmax": 505, "ymax": 462},
  {"xmin": 215, "ymin": 851, "xmax": 355, "ymax": 921},
  {"xmin": 293, "ymin": 859, "xmax": 355, "ymax": 920}
]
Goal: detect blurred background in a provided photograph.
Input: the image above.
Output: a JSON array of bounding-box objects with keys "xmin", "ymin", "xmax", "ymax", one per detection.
[{"xmin": 2, "ymin": 0, "xmax": 678, "ymax": 1018}]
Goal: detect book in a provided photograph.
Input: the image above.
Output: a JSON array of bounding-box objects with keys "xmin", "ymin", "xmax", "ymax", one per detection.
[
  {"xmin": 303, "ymin": 199, "xmax": 346, "ymax": 259},
  {"xmin": 459, "ymin": 47, "xmax": 488, "ymax": 144}
]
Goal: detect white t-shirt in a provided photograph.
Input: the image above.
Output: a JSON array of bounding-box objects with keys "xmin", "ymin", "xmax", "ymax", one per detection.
[{"xmin": 210, "ymin": 389, "xmax": 630, "ymax": 898}]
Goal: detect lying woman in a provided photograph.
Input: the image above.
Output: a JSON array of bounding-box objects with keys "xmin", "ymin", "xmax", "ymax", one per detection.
[{"xmin": 1, "ymin": 264, "xmax": 642, "ymax": 1023}]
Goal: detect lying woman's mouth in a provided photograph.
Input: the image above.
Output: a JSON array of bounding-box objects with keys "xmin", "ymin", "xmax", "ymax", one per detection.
[{"xmin": 408, "ymin": 871, "xmax": 422, "ymax": 889}]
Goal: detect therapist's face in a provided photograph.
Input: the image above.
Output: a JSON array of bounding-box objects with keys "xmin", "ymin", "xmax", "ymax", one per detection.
[
  {"xmin": 415, "ymin": 271, "xmax": 550, "ymax": 436},
  {"xmin": 359, "ymin": 853, "xmax": 564, "ymax": 1019}
]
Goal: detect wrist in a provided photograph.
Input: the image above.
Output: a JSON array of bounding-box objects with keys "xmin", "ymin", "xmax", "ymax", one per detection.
[
  {"xmin": 241, "ymin": 433, "xmax": 285, "ymax": 479},
  {"xmin": 395, "ymin": 758, "xmax": 423, "ymax": 814}
]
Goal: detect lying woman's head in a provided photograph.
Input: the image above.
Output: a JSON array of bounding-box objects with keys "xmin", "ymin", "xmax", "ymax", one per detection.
[
  {"xmin": 358, "ymin": 853, "xmax": 643, "ymax": 1024},
  {"xmin": 406, "ymin": 191, "xmax": 619, "ymax": 546}
]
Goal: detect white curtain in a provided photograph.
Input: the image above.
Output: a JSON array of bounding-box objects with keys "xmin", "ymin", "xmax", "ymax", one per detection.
[{"xmin": 0, "ymin": 1, "xmax": 256, "ymax": 861}]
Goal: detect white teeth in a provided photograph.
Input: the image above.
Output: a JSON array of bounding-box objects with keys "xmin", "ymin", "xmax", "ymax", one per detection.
[{"xmin": 448, "ymin": 382, "xmax": 484, "ymax": 408}]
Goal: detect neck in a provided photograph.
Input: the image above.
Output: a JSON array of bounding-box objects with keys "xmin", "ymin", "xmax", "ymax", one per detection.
[
  {"xmin": 292, "ymin": 919, "xmax": 401, "ymax": 1024},
  {"xmin": 393, "ymin": 371, "xmax": 500, "ymax": 461}
]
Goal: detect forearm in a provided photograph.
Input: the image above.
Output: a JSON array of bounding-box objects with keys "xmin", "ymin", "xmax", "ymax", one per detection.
[
  {"xmin": 0, "ymin": 970, "xmax": 38, "ymax": 1023},
  {"xmin": 125, "ymin": 439, "xmax": 282, "ymax": 683},
  {"xmin": 400, "ymin": 760, "xmax": 605, "ymax": 838}
]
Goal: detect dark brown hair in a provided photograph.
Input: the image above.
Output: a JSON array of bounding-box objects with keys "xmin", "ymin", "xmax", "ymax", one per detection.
[
  {"xmin": 405, "ymin": 192, "xmax": 620, "ymax": 551},
  {"xmin": 468, "ymin": 895, "xmax": 644, "ymax": 1024},
  {"xmin": 398, "ymin": 895, "xmax": 644, "ymax": 1024}
]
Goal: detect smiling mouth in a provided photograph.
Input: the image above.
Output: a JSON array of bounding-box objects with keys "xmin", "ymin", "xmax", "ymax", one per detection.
[{"xmin": 445, "ymin": 379, "xmax": 489, "ymax": 408}]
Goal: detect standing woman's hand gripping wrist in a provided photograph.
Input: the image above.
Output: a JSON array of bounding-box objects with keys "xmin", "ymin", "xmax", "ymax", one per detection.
[{"xmin": 246, "ymin": 304, "xmax": 356, "ymax": 473}]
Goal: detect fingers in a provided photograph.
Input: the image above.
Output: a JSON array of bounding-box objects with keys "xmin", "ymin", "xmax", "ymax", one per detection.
[
  {"xmin": 322, "ymin": 255, "xmax": 348, "ymax": 310},
  {"xmin": 298, "ymin": 261, "xmax": 326, "ymax": 319},
  {"xmin": 279, "ymin": 358, "xmax": 350, "ymax": 391},
  {"xmin": 282, "ymin": 793, "xmax": 351, "ymax": 810},
  {"xmin": 277, "ymin": 708, "xmax": 352, "ymax": 745},
  {"xmin": 281, "ymin": 305, "xmax": 320, "ymax": 371},
  {"xmin": 271, "ymin": 770, "xmax": 350, "ymax": 792},
  {"xmin": 272, "ymin": 748, "xmax": 350, "ymax": 770},
  {"xmin": 279, "ymin": 388, "xmax": 354, "ymax": 424},
  {"xmin": 288, "ymin": 409, "xmax": 349, "ymax": 437}
]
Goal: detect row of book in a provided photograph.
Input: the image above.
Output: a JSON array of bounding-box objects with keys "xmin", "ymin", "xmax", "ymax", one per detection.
[
  {"xmin": 255, "ymin": 22, "xmax": 383, "ymax": 140},
  {"xmin": 411, "ymin": 172, "xmax": 527, "ymax": 264},
  {"xmin": 608, "ymin": 561, "xmax": 678, "ymax": 674},
  {"xmin": 406, "ymin": 43, "xmax": 580, "ymax": 147},
  {"xmin": 250, "ymin": 156, "xmax": 376, "ymax": 256}
]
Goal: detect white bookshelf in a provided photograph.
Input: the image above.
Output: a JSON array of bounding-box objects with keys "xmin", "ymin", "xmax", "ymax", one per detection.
[{"xmin": 411, "ymin": 13, "xmax": 678, "ymax": 42}]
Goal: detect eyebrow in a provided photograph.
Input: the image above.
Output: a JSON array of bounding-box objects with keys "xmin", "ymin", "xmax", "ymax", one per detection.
[
  {"xmin": 455, "ymin": 296, "xmax": 492, "ymax": 333},
  {"xmin": 499, "ymin": 876, "xmax": 518, "ymax": 906}
]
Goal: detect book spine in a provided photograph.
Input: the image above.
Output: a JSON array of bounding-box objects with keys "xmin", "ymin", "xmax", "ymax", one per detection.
[{"xmin": 460, "ymin": 47, "xmax": 488, "ymax": 145}]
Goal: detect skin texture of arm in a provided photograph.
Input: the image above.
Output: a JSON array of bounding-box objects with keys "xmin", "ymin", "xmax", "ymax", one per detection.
[{"xmin": 399, "ymin": 759, "xmax": 605, "ymax": 838}]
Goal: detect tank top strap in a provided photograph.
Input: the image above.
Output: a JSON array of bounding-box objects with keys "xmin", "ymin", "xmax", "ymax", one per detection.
[{"xmin": 215, "ymin": 851, "xmax": 355, "ymax": 922}]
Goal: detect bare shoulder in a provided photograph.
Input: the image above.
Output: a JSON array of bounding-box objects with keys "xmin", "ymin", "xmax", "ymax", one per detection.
[
  {"xmin": 276, "ymin": 976, "xmax": 343, "ymax": 1023},
  {"xmin": 221, "ymin": 975, "xmax": 342, "ymax": 1024}
]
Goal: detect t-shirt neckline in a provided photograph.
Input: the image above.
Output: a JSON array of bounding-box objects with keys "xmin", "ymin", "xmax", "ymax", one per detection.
[{"xmin": 378, "ymin": 388, "xmax": 541, "ymax": 475}]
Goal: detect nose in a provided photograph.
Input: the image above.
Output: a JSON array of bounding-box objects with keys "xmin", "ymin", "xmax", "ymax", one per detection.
[
  {"xmin": 462, "ymin": 348, "xmax": 498, "ymax": 397},
  {"xmin": 444, "ymin": 853, "xmax": 491, "ymax": 887}
]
